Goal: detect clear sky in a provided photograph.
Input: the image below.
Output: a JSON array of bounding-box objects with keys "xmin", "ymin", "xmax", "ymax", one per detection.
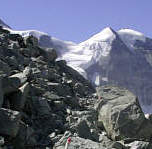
[{"xmin": 0, "ymin": 0, "xmax": 152, "ymax": 43}]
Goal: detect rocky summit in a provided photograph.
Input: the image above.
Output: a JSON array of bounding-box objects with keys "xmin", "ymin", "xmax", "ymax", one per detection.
[{"xmin": 0, "ymin": 26, "xmax": 152, "ymax": 149}]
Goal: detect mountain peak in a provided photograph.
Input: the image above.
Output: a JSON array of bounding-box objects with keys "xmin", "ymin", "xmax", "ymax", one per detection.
[
  {"xmin": 80, "ymin": 27, "xmax": 116, "ymax": 45},
  {"xmin": 89, "ymin": 27, "xmax": 116, "ymax": 41}
]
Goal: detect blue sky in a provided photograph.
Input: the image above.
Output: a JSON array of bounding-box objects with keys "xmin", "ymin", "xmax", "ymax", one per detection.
[{"xmin": 0, "ymin": 0, "xmax": 152, "ymax": 43}]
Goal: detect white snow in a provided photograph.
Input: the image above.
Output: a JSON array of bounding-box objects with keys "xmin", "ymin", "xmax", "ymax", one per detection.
[
  {"xmin": 6, "ymin": 28, "xmax": 48, "ymax": 39},
  {"xmin": 102, "ymin": 77, "xmax": 108, "ymax": 82},
  {"xmin": 80, "ymin": 27, "xmax": 115, "ymax": 44},
  {"xmin": 54, "ymin": 28, "xmax": 117, "ymax": 76},
  {"xmin": 92, "ymin": 72, "xmax": 100, "ymax": 86},
  {"xmin": 118, "ymin": 28, "xmax": 146, "ymax": 50}
]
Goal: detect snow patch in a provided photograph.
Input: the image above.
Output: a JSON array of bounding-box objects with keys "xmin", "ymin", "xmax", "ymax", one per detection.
[
  {"xmin": 6, "ymin": 28, "xmax": 48, "ymax": 39},
  {"xmin": 92, "ymin": 72, "xmax": 100, "ymax": 86},
  {"xmin": 80, "ymin": 27, "xmax": 115, "ymax": 45},
  {"xmin": 118, "ymin": 28, "xmax": 146, "ymax": 50}
]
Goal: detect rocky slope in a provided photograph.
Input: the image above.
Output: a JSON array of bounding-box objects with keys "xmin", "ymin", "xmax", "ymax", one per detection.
[
  {"xmin": 1, "ymin": 25, "xmax": 152, "ymax": 149},
  {"xmin": 4, "ymin": 26, "xmax": 152, "ymax": 113},
  {"xmin": 0, "ymin": 27, "xmax": 95, "ymax": 148}
]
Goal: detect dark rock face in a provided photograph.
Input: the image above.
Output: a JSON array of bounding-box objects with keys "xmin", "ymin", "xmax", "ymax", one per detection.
[
  {"xmin": 0, "ymin": 108, "xmax": 21, "ymax": 137},
  {"xmin": 0, "ymin": 27, "xmax": 95, "ymax": 149}
]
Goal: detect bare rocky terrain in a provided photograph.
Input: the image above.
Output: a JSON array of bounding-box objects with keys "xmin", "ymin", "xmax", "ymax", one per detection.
[{"xmin": 0, "ymin": 27, "xmax": 152, "ymax": 149}]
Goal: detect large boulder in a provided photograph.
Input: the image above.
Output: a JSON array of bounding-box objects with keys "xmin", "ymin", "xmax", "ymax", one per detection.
[
  {"xmin": 125, "ymin": 141, "xmax": 152, "ymax": 149},
  {"xmin": 24, "ymin": 35, "xmax": 38, "ymax": 47},
  {"xmin": 31, "ymin": 96, "xmax": 51, "ymax": 116},
  {"xmin": 2, "ymin": 72, "xmax": 28, "ymax": 94},
  {"xmin": 67, "ymin": 110, "xmax": 98, "ymax": 141},
  {"xmin": 42, "ymin": 48, "xmax": 57, "ymax": 61},
  {"xmin": 54, "ymin": 133, "xmax": 124, "ymax": 149},
  {"xmin": 96, "ymin": 85, "xmax": 152, "ymax": 141},
  {"xmin": 0, "ymin": 108, "xmax": 21, "ymax": 137},
  {"xmin": 0, "ymin": 60, "xmax": 11, "ymax": 76},
  {"xmin": 54, "ymin": 131, "xmax": 104, "ymax": 149},
  {"xmin": 10, "ymin": 82, "xmax": 30, "ymax": 111},
  {"xmin": 13, "ymin": 124, "xmax": 37, "ymax": 149}
]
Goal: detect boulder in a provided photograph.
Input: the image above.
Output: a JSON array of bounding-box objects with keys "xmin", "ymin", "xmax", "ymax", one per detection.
[
  {"xmin": 125, "ymin": 141, "xmax": 152, "ymax": 149},
  {"xmin": 76, "ymin": 119, "xmax": 93, "ymax": 140},
  {"xmin": 2, "ymin": 72, "xmax": 27, "ymax": 94},
  {"xmin": 13, "ymin": 124, "xmax": 37, "ymax": 149},
  {"xmin": 96, "ymin": 85, "xmax": 152, "ymax": 141},
  {"xmin": 69, "ymin": 110, "xmax": 98, "ymax": 141},
  {"xmin": 0, "ymin": 136, "xmax": 4, "ymax": 147},
  {"xmin": 99, "ymin": 134, "xmax": 124, "ymax": 149},
  {"xmin": 10, "ymin": 82, "xmax": 30, "ymax": 111},
  {"xmin": 47, "ymin": 82, "xmax": 72, "ymax": 97},
  {"xmin": 54, "ymin": 136, "xmax": 106, "ymax": 149},
  {"xmin": 0, "ymin": 108, "xmax": 21, "ymax": 137},
  {"xmin": 24, "ymin": 35, "xmax": 38, "ymax": 47},
  {"xmin": 73, "ymin": 82, "xmax": 86, "ymax": 96},
  {"xmin": 0, "ymin": 60, "xmax": 11, "ymax": 76},
  {"xmin": 71, "ymin": 110, "xmax": 98, "ymax": 129},
  {"xmin": 44, "ymin": 48, "xmax": 57, "ymax": 61},
  {"xmin": 31, "ymin": 96, "xmax": 51, "ymax": 116}
]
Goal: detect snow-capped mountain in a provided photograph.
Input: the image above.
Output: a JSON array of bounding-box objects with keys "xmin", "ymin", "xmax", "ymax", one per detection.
[{"xmin": 2, "ymin": 23, "xmax": 152, "ymax": 113}]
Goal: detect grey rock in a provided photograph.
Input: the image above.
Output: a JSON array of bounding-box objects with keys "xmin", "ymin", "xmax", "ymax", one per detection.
[
  {"xmin": 2, "ymin": 72, "xmax": 27, "ymax": 94},
  {"xmin": 0, "ymin": 136, "xmax": 4, "ymax": 146},
  {"xmin": 99, "ymin": 134, "xmax": 124, "ymax": 149},
  {"xmin": 0, "ymin": 108, "xmax": 21, "ymax": 137},
  {"xmin": 96, "ymin": 86, "xmax": 152, "ymax": 141},
  {"xmin": 71, "ymin": 110, "xmax": 98, "ymax": 128},
  {"xmin": 13, "ymin": 124, "xmax": 37, "ymax": 149},
  {"xmin": 0, "ymin": 60, "xmax": 11, "ymax": 76},
  {"xmin": 31, "ymin": 96, "xmax": 51, "ymax": 116},
  {"xmin": 24, "ymin": 35, "xmax": 38, "ymax": 47},
  {"xmin": 45, "ymin": 48, "xmax": 57, "ymax": 61},
  {"xmin": 10, "ymin": 82, "xmax": 30, "ymax": 111},
  {"xmin": 54, "ymin": 136, "xmax": 105, "ymax": 149},
  {"xmin": 47, "ymin": 82, "xmax": 72, "ymax": 97},
  {"xmin": 76, "ymin": 119, "xmax": 93, "ymax": 140},
  {"xmin": 67, "ymin": 110, "xmax": 99, "ymax": 141},
  {"xmin": 125, "ymin": 141, "xmax": 152, "ymax": 149}
]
